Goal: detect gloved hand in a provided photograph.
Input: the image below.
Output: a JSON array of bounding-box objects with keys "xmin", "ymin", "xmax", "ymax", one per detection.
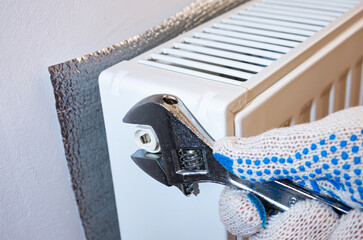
[{"xmin": 213, "ymin": 106, "xmax": 363, "ymax": 239}]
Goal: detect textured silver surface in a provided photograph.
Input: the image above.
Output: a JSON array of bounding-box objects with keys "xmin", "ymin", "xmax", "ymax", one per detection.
[{"xmin": 48, "ymin": 0, "xmax": 249, "ymax": 239}]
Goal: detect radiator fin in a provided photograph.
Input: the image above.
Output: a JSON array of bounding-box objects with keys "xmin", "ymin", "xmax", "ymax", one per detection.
[{"xmin": 140, "ymin": 0, "xmax": 359, "ymax": 84}]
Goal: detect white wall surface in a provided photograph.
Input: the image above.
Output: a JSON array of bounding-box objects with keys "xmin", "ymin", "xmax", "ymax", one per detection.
[{"xmin": 0, "ymin": 0, "xmax": 194, "ymax": 239}]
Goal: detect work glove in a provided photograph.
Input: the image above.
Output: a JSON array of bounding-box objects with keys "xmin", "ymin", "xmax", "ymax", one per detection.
[{"xmin": 213, "ymin": 106, "xmax": 363, "ymax": 239}]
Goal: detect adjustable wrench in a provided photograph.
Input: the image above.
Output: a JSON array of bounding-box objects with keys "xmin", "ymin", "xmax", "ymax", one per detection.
[{"xmin": 123, "ymin": 94, "xmax": 350, "ymax": 214}]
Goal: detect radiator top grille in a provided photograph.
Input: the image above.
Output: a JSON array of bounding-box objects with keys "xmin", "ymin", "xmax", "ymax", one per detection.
[{"xmin": 139, "ymin": 0, "xmax": 361, "ymax": 85}]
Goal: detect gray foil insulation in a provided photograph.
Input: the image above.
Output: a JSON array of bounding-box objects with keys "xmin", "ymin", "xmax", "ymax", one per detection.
[{"xmin": 48, "ymin": 0, "xmax": 249, "ymax": 239}]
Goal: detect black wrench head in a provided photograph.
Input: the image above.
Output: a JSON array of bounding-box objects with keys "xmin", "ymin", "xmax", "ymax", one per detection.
[{"xmin": 123, "ymin": 94, "xmax": 223, "ymax": 195}]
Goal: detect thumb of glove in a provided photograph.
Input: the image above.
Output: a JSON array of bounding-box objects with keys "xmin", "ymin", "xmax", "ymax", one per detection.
[{"xmin": 219, "ymin": 187, "xmax": 266, "ymax": 237}]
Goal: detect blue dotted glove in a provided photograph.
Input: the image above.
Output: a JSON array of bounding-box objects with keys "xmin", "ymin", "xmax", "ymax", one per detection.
[{"xmin": 214, "ymin": 106, "xmax": 363, "ymax": 238}]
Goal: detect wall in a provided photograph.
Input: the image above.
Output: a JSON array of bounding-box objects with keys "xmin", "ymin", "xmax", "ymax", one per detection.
[{"xmin": 0, "ymin": 0, "xmax": 194, "ymax": 239}]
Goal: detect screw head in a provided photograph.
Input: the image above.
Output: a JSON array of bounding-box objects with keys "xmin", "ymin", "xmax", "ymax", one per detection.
[
  {"xmin": 288, "ymin": 197, "xmax": 297, "ymax": 206},
  {"xmin": 163, "ymin": 95, "xmax": 178, "ymax": 105}
]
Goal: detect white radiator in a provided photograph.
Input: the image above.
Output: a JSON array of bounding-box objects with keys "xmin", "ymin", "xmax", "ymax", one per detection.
[{"xmin": 99, "ymin": 0, "xmax": 363, "ymax": 239}]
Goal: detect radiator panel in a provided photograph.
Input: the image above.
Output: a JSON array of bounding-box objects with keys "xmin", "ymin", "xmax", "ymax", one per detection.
[
  {"xmin": 137, "ymin": 0, "xmax": 363, "ymax": 103},
  {"xmin": 99, "ymin": 1, "xmax": 363, "ymax": 240}
]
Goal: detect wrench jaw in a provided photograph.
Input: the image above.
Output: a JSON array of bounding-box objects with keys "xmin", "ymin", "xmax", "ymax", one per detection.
[
  {"xmin": 130, "ymin": 148, "xmax": 205, "ymax": 196},
  {"xmin": 131, "ymin": 150, "xmax": 169, "ymax": 186}
]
